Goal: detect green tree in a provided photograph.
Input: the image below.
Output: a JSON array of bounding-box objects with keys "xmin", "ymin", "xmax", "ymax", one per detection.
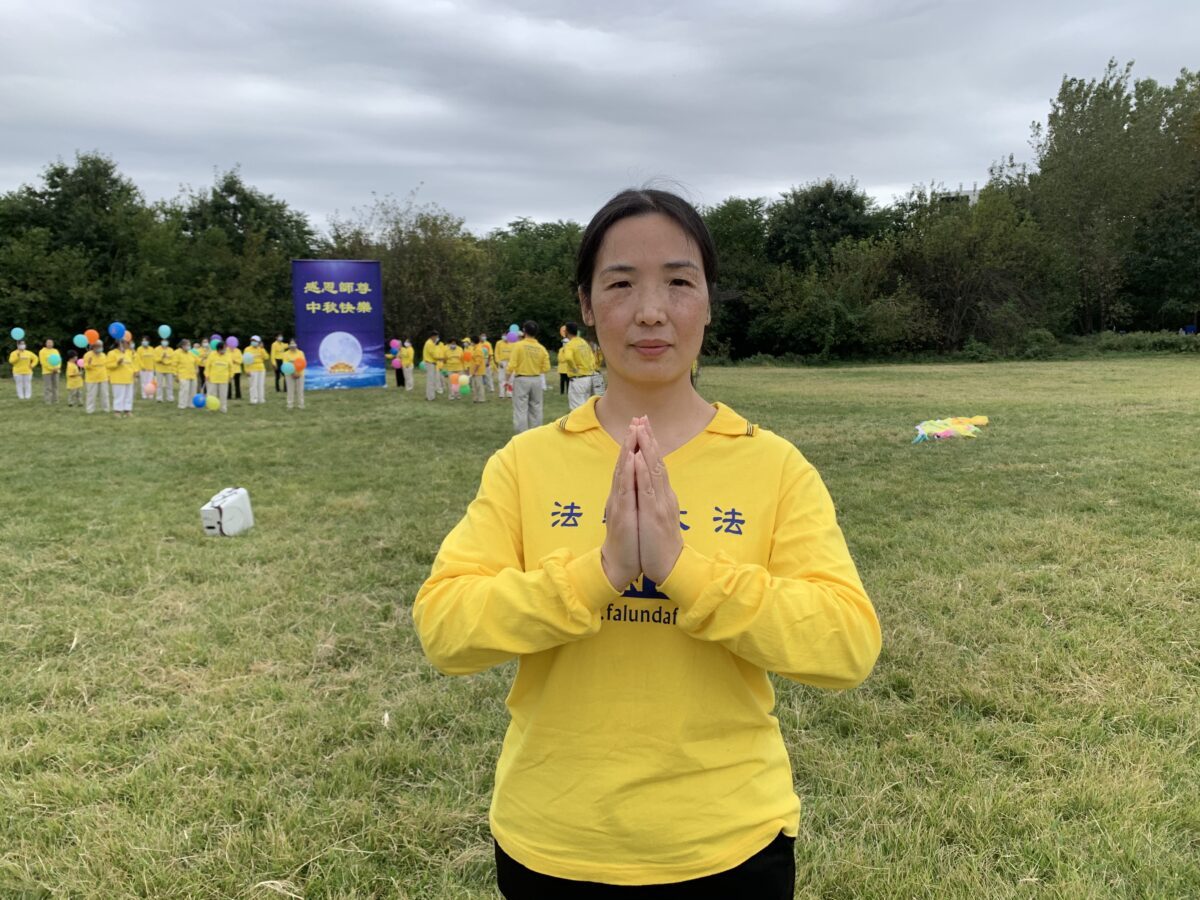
[
  {"xmin": 764, "ymin": 178, "xmax": 883, "ymax": 273},
  {"xmin": 703, "ymin": 197, "xmax": 769, "ymax": 358}
]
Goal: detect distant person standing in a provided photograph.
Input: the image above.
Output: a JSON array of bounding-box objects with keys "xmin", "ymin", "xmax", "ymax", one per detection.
[
  {"xmin": 65, "ymin": 351, "xmax": 84, "ymax": 407},
  {"xmin": 204, "ymin": 341, "xmax": 234, "ymax": 413},
  {"xmin": 282, "ymin": 340, "xmax": 306, "ymax": 410},
  {"xmin": 271, "ymin": 333, "xmax": 288, "ymax": 392},
  {"xmin": 557, "ymin": 325, "xmax": 570, "ymax": 395},
  {"xmin": 561, "ymin": 322, "xmax": 601, "ymax": 411},
  {"xmin": 423, "ymin": 332, "xmax": 442, "ymax": 401},
  {"xmin": 136, "ymin": 336, "xmax": 156, "ymax": 399},
  {"xmin": 508, "ymin": 321, "xmax": 550, "ymax": 434},
  {"xmin": 401, "ymin": 339, "xmax": 415, "ymax": 392},
  {"xmin": 469, "ymin": 334, "xmax": 489, "ymax": 404},
  {"xmin": 8, "ymin": 339, "xmax": 38, "ymax": 400},
  {"xmin": 174, "ymin": 339, "xmax": 199, "ymax": 409},
  {"xmin": 154, "ymin": 338, "xmax": 176, "ymax": 403},
  {"xmin": 445, "ymin": 339, "xmax": 464, "ymax": 401},
  {"xmin": 38, "ymin": 338, "xmax": 61, "ymax": 404},
  {"xmin": 478, "ymin": 333, "xmax": 494, "ymax": 393},
  {"xmin": 106, "ymin": 337, "xmax": 137, "ymax": 418},
  {"xmin": 495, "ymin": 331, "xmax": 513, "ymax": 398},
  {"xmin": 244, "ymin": 336, "xmax": 269, "ymax": 405},
  {"xmin": 82, "ymin": 341, "xmax": 110, "ymax": 413},
  {"xmin": 229, "ymin": 344, "xmax": 243, "ymax": 401}
]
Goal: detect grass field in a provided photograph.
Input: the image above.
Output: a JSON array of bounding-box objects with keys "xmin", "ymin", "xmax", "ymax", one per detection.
[{"xmin": 2, "ymin": 359, "xmax": 1198, "ymax": 899}]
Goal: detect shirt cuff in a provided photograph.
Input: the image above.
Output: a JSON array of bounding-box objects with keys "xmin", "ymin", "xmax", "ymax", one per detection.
[
  {"xmin": 657, "ymin": 544, "xmax": 717, "ymax": 612},
  {"xmin": 561, "ymin": 546, "xmax": 623, "ymax": 614}
]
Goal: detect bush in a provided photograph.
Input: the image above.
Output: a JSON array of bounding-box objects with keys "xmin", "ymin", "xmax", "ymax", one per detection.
[
  {"xmin": 1095, "ymin": 331, "xmax": 1199, "ymax": 353},
  {"xmin": 1022, "ymin": 328, "xmax": 1059, "ymax": 359},
  {"xmin": 959, "ymin": 338, "xmax": 998, "ymax": 362}
]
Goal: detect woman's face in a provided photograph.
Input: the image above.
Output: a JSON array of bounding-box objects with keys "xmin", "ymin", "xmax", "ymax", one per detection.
[{"xmin": 580, "ymin": 213, "xmax": 708, "ymax": 387}]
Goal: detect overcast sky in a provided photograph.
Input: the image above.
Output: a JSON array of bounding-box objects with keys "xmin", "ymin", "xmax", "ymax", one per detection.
[{"xmin": 1, "ymin": 0, "xmax": 1196, "ymax": 234}]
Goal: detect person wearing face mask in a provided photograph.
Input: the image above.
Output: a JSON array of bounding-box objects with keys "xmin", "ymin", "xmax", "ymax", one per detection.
[
  {"xmin": 422, "ymin": 332, "xmax": 442, "ymax": 401},
  {"xmin": 173, "ymin": 339, "xmax": 199, "ymax": 410},
  {"xmin": 38, "ymin": 339, "xmax": 61, "ymax": 404},
  {"xmin": 400, "ymin": 339, "xmax": 415, "ymax": 392},
  {"xmin": 204, "ymin": 341, "xmax": 233, "ymax": 413},
  {"xmin": 107, "ymin": 335, "xmax": 137, "ymax": 417},
  {"xmin": 281, "ymin": 340, "xmax": 306, "ymax": 410},
  {"xmin": 271, "ymin": 333, "xmax": 288, "ymax": 392},
  {"xmin": 414, "ymin": 189, "xmax": 880, "ymax": 898},
  {"xmin": 154, "ymin": 338, "xmax": 176, "ymax": 403},
  {"xmin": 228, "ymin": 342, "xmax": 243, "ymax": 402},
  {"xmin": 82, "ymin": 341, "xmax": 110, "ymax": 414},
  {"xmin": 8, "ymin": 340, "xmax": 38, "ymax": 400},
  {"xmin": 244, "ymin": 336, "xmax": 269, "ymax": 405},
  {"xmin": 136, "ymin": 337, "xmax": 156, "ymax": 399},
  {"xmin": 507, "ymin": 322, "xmax": 550, "ymax": 433},
  {"xmin": 65, "ymin": 350, "xmax": 84, "ymax": 406}
]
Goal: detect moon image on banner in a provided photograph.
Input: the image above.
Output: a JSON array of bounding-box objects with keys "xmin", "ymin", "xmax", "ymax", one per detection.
[{"xmin": 318, "ymin": 331, "xmax": 364, "ymax": 374}]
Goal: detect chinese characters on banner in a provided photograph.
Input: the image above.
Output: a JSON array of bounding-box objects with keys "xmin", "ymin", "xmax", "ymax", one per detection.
[{"xmin": 291, "ymin": 260, "xmax": 386, "ymax": 390}]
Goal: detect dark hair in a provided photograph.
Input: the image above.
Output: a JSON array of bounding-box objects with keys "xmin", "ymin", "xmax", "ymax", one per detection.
[
  {"xmin": 565, "ymin": 322, "xmax": 579, "ymax": 337},
  {"xmin": 576, "ymin": 188, "xmax": 718, "ymax": 301},
  {"xmin": 522, "ymin": 320, "xmax": 539, "ymax": 337}
]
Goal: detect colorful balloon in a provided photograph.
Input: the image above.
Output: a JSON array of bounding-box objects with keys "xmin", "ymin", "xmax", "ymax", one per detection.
[
  {"xmin": 158, "ymin": 324, "xmax": 171, "ymax": 339},
  {"xmin": 108, "ymin": 322, "xmax": 126, "ymax": 340},
  {"xmin": 294, "ymin": 356, "xmax": 306, "ymax": 374},
  {"xmin": 84, "ymin": 329, "xmax": 100, "ymax": 345},
  {"xmin": 281, "ymin": 361, "xmax": 295, "ymax": 375},
  {"xmin": 47, "ymin": 352, "xmax": 61, "ymax": 367},
  {"xmin": 390, "ymin": 339, "xmax": 401, "ymax": 350},
  {"xmin": 73, "ymin": 334, "xmax": 88, "ymax": 349},
  {"xmin": 243, "ymin": 351, "xmax": 255, "ymax": 365},
  {"xmin": 210, "ymin": 339, "xmax": 220, "ymax": 350},
  {"xmin": 391, "ymin": 357, "xmax": 402, "ymax": 369},
  {"xmin": 459, "ymin": 382, "xmax": 470, "ymax": 395},
  {"xmin": 205, "ymin": 395, "xmax": 220, "ymax": 411},
  {"xmin": 192, "ymin": 393, "xmax": 206, "ymax": 408},
  {"xmin": 76, "ymin": 358, "xmax": 86, "ymax": 369},
  {"xmin": 10, "ymin": 327, "xmax": 25, "ymax": 340},
  {"xmin": 509, "ymin": 324, "xmax": 519, "ymax": 333},
  {"xmin": 146, "ymin": 380, "xmax": 157, "ymax": 395},
  {"xmin": 418, "ymin": 361, "xmax": 426, "ymax": 371},
  {"xmin": 505, "ymin": 332, "xmax": 518, "ymax": 343},
  {"xmin": 225, "ymin": 336, "xmax": 239, "ymax": 350}
]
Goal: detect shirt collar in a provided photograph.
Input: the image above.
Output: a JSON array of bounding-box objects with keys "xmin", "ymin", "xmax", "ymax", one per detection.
[{"xmin": 557, "ymin": 396, "xmax": 756, "ymax": 437}]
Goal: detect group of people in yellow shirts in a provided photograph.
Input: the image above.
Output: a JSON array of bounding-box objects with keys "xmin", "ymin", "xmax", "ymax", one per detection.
[
  {"xmin": 417, "ymin": 321, "xmax": 605, "ymax": 433},
  {"xmin": 7, "ymin": 333, "xmax": 307, "ymax": 415}
]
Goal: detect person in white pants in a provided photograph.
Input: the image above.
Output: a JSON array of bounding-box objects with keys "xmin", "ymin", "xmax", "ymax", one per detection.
[
  {"xmin": 8, "ymin": 341, "xmax": 37, "ymax": 399},
  {"xmin": 174, "ymin": 339, "xmax": 197, "ymax": 409},
  {"xmin": 246, "ymin": 335, "xmax": 268, "ymax": 404},
  {"xmin": 83, "ymin": 342, "xmax": 110, "ymax": 414}
]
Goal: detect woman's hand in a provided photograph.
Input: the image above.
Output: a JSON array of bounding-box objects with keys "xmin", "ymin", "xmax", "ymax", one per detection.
[
  {"xmin": 633, "ymin": 419, "xmax": 683, "ymax": 585},
  {"xmin": 601, "ymin": 423, "xmax": 641, "ymax": 591}
]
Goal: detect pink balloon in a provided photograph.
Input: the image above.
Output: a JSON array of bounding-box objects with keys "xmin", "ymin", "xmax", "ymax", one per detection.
[
  {"xmin": 391, "ymin": 357, "xmax": 402, "ymax": 369},
  {"xmin": 390, "ymin": 339, "xmax": 401, "ymax": 350}
]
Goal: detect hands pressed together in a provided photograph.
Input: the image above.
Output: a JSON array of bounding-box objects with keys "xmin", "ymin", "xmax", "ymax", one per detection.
[{"xmin": 601, "ymin": 418, "xmax": 684, "ymax": 591}]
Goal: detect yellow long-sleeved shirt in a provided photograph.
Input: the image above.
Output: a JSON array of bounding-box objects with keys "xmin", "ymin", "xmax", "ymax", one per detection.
[
  {"xmin": 8, "ymin": 350, "xmax": 38, "ymax": 375},
  {"xmin": 81, "ymin": 350, "xmax": 109, "ymax": 384},
  {"xmin": 507, "ymin": 337, "xmax": 550, "ymax": 376},
  {"xmin": 205, "ymin": 351, "xmax": 233, "ymax": 384},
  {"xmin": 444, "ymin": 346, "xmax": 464, "ymax": 373},
  {"xmin": 477, "ymin": 341, "xmax": 493, "ymax": 371},
  {"xmin": 271, "ymin": 340, "xmax": 288, "ymax": 363},
  {"xmin": 467, "ymin": 348, "xmax": 487, "ymax": 377},
  {"xmin": 413, "ymin": 397, "xmax": 880, "ymax": 885},
  {"xmin": 153, "ymin": 346, "xmax": 175, "ymax": 374},
  {"xmin": 400, "ymin": 346, "xmax": 414, "ymax": 367},
  {"xmin": 244, "ymin": 346, "xmax": 268, "ymax": 373},
  {"xmin": 494, "ymin": 339, "xmax": 512, "ymax": 366},
  {"xmin": 422, "ymin": 339, "xmax": 440, "ymax": 366},
  {"xmin": 229, "ymin": 352, "xmax": 242, "ymax": 376},
  {"xmin": 136, "ymin": 346, "xmax": 157, "ymax": 372},
  {"xmin": 38, "ymin": 348, "xmax": 61, "ymax": 374},
  {"xmin": 559, "ymin": 336, "xmax": 596, "ymax": 378},
  {"xmin": 106, "ymin": 347, "xmax": 137, "ymax": 385},
  {"xmin": 66, "ymin": 362, "xmax": 83, "ymax": 389},
  {"xmin": 281, "ymin": 349, "xmax": 306, "ymax": 372},
  {"xmin": 173, "ymin": 348, "xmax": 198, "ymax": 381},
  {"xmin": 557, "ymin": 341, "xmax": 569, "ymax": 374}
]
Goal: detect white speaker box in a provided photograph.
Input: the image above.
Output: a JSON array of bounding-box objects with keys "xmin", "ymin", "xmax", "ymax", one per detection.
[{"xmin": 200, "ymin": 487, "xmax": 255, "ymax": 537}]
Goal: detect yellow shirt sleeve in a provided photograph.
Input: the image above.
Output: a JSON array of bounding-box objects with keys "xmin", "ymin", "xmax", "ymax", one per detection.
[
  {"xmin": 656, "ymin": 449, "xmax": 880, "ymax": 689},
  {"xmin": 412, "ymin": 445, "xmax": 620, "ymax": 675}
]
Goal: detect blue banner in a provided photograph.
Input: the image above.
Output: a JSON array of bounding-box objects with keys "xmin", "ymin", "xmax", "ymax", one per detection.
[{"xmin": 291, "ymin": 259, "xmax": 386, "ymax": 390}]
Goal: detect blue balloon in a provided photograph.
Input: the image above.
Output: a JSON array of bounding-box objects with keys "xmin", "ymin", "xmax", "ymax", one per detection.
[
  {"xmin": 47, "ymin": 353, "xmax": 61, "ymax": 367},
  {"xmin": 192, "ymin": 394, "xmax": 206, "ymax": 408},
  {"xmin": 73, "ymin": 334, "xmax": 88, "ymax": 349},
  {"xmin": 10, "ymin": 327, "xmax": 25, "ymax": 341},
  {"xmin": 158, "ymin": 324, "xmax": 172, "ymax": 339},
  {"xmin": 108, "ymin": 322, "xmax": 126, "ymax": 340},
  {"xmin": 509, "ymin": 324, "xmax": 519, "ymax": 333}
]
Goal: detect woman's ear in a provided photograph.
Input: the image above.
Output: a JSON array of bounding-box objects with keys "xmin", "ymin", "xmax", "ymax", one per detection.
[{"xmin": 578, "ymin": 287, "xmax": 595, "ymax": 327}]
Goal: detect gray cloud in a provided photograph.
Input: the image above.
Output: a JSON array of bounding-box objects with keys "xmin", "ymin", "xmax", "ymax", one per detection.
[{"xmin": 1, "ymin": 0, "xmax": 1196, "ymax": 233}]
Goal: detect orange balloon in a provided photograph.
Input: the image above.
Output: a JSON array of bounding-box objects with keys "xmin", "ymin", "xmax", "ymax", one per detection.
[
  {"xmin": 463, "ymin": 350, "xmax": 473, "ymax": 363},
  {"xmin": 84, "ymin": 329, "xmax": 100, "ymax": 344},
  {"xmin": 294, "ymin": 356, "xmax": 307, "ymax": 374}
]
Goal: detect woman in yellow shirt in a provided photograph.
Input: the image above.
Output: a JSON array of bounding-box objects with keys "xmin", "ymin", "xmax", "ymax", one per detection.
[
  {"xmin": 281, "ymin": 341, "xmax": 306, "ymax": 410},
  {"xmin": 154, "ymin": 339, "xmax": 176, "ymax": 403},
  {"xmin": 81, "ymin": 341, "xmax": 110, "ymax": 414},
  {"xmin": 400, "ymin": 340, "xmax": 415, "ymax": 392},
  {"xmin": 65, "ymin": 351, "xmax": 84, "ymax": 406},
  {"xmin": 8, "ymin": 339, "xmax": 38, "ymax": 400},
  {"xmin": 414, "ymin": 189, "xmax": 881, "ymax": 896},
  {"xmin": 203, "ymin": 342, "xmax": 233, "ymax": 414},
  {"xmin": 107, "ymin": 337, "xmax": 137, "ymax": 417},
  {"xmin": 443, "ymin": 340, "xmax": 464, "ymax": 401},
  {"xmin": 244, "ymin": 336, "xmax": 269, "ymax": 405},
  {"xmin": 173, "ymin": 339, "xmax": 199, "ymax": 410}
]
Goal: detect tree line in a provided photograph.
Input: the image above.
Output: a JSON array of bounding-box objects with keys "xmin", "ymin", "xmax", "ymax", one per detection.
[{"xmin": 2, "ymin": 60, "xmax": 1197, "ymax": 362}]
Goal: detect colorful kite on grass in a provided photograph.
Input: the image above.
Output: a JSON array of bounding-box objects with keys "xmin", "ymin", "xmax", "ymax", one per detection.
[{"xmin": 913, "ymin": 416, "xmax": 989, "ymax": 443}]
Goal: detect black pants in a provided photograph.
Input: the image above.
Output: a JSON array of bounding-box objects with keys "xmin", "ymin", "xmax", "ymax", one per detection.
[
  {"xmin": 395, "ymin": 366, "xmax": 404, "ymax": 388},
  {"xmin": 559, "ymin": 372, "xmax": 568, "ymax": 394},
  {"xmin": 232, "ymin": 373, "xmax": 242, "ymax": 399},
  {"xmin": 274, "ymin": 362, "xmax": 283, "ymax": 391},
  {"xmin": 495, "ymin": 831, "xmax": 794, "ymax": 899}
]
